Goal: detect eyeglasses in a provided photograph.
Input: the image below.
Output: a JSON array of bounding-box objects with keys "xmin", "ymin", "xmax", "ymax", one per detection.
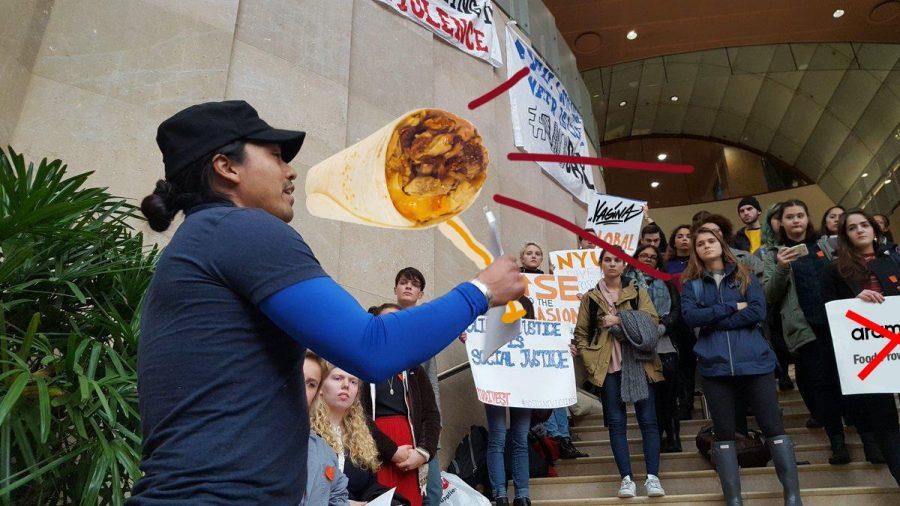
[{"xmin": 638, "ymin": 254, "xmax": 658, "ymax": 261}]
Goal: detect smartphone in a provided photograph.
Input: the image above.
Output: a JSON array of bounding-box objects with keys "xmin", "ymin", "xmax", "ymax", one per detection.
[{"xmin": 781, "ymin": 243, "xmax": 809, "ymax": 257}]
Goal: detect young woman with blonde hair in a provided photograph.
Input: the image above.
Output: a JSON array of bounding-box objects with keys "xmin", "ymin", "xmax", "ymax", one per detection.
[{"xmin": 311, "ymin": 362, "xmax": 410, "ymax": 505}]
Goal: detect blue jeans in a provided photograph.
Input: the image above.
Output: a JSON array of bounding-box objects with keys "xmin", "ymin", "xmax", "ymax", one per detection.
[
  {"xmin": 423, "ymin": 452, "xmax": 442, "ymax": 505},
  {"xmin": 485, "ymin": 404, "xmax": 531, "ymax": 499},
  {"xmin": 600, "ymin": 372, "xmax": 660, "ymax": 478},
  {"xmin": 543, "ymin": 407, "xmax": 570, "ymax": 438}
]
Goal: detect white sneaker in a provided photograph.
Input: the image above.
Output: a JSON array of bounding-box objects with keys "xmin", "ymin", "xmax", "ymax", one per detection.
[
  {"xmin": 644, "ymin": 474, "xmax": 666, "ymax": 497},
  {"xmin": 617, "ymin": 475, "xmax": 637, "ymax": 498}
]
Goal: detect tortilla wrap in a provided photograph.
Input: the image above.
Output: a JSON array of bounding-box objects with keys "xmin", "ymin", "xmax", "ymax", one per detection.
[{"xmin": 305, "ymin": 109, "xmax": 488, "ymax": 228}]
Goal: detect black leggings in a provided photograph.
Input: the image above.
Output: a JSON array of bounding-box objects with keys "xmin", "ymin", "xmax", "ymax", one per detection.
[
  {"xmin": 702, "ymin": 373, "xmax": 785, "ymax": 441},
  {"xmin": 655, "ymin": 352, "xmax": 679, "ymax": 437},
  {"xmin": 794, "ymin": 337, "xmax": 845, "ymax": 438}
]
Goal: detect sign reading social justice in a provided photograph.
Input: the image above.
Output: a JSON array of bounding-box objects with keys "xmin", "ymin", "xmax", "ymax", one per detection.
[
  {"xmin": 521, "ymin": 273, "xmax": 581, "ymax": 339},
  {"xmin": 825, "ymin": 296, "xmax": 900, "ymax": 395},
  {"xmin": 505, "ymin": 23, "xmax": 595, "ymax": 203},
  {"xmin": 466, "ymin": 317, "xmax": 577, "ymax": 409},
  {"xmin": 585, "ymin": 193, "xmax": 646, "ymax": 256},
  {"xmin": 374, "ymin": 0, "xmax": 502, "ymax": 67},
  {"xmin": 549, "ymin": 249, "xmax": 603, "ymax": 294}
]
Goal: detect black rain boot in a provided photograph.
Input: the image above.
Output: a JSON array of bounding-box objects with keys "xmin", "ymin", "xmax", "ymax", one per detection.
[
  {"xmin": 712, "ymin": 441, "xmax": 743, "ymax": 505},
  {"xmin": 805, "ymin": 417, "xmax": 822, "ymax": 429},
  {"xmin": 859, "ymin": 432, "xmax": 886, "ymax": 464},
  {"xmin": 873, "ymin": 430, "xmax": 900, "ymax": 486},
  {"xmin": 671, "ymin": 417, "xmax": 683, "ymax": 452},
  {"xmin": 767, "ymin": 435, "xmax": 803, "ymax": 506},
  {"xmin": 778, "ymin": 375, "xmax": 795, "ymax": 391},
  {"xmin": 556, "ymin": 436, "xmax": 589, "ymax": 459},
  {"xmin": 828, "ymin": 433, "xmax": 851, "ymax": 465},
  {"xmin": 513, "ymin": 498, "xmax": 532, "ymax": 506},
  {"xmin": 493, "ymin": 497, "xmax": 509, "ymax": 506}
]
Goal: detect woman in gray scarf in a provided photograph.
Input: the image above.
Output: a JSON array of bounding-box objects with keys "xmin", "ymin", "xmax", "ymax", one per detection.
[{"xmin": 574, "ymin": 249, "xmax": 665, "ymax": 499}]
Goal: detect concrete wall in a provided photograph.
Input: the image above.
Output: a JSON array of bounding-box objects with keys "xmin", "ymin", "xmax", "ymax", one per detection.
[
  {"xmin": 650, "ymin": 184, "xmax": 837, "ymax": 239},
  {"xmin": 2, "ymin": 0, "xmax": 604, "ymax": 467}
]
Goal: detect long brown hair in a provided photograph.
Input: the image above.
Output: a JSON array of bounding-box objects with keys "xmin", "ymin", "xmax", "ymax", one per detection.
[
  {"xmin": 665, "ymin": 225, "xmax": 692, "ymax": 262},
  {"xmin": 682, "ymin": 227, "xmax": 752, "ymax": 295},
  {"xmin": 833, "ymin": 209, "xmax": 885, "ymax": 284}
]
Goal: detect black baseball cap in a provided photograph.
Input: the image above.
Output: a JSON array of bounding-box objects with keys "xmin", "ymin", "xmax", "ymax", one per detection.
[{"xmin": 156, "ymin": 100, "xmax": 306, "ymax": 179}]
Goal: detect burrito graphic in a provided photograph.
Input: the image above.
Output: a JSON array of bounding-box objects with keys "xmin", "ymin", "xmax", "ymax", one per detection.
[{"xmin": 306, "ymin": 109, "xmax": 489, "ymax": 228}]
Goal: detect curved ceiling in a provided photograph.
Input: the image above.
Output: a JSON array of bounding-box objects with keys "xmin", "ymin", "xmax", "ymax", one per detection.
[
  {"xmin": 546, "ymin": 0, "xmax": 900, "ymax": 70},
  {"xmin": 583, "ymin": 42, "xmax": 900, "ymax": 208}
]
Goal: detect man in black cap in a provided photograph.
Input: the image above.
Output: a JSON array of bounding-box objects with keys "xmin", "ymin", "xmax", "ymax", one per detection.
[
  {"xmin": 734, "ymin": 196, "xmax": 763, "ymax": 254},
  {"xmin": 129, "ymin": 100, "xmax": 524, "ymax": 504}
]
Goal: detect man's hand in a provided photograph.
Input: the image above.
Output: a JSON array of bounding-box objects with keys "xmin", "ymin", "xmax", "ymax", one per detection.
[
  {"xmin": 397, "ymin": 449, "xmax": 427, "ymax": 471},
  {"xmin": 391, "ymin": 445, "xmax": 412, "ymax": 464},
  {"xmin": 857, "ymin": 289, "xmax": 885, "ymax": 304},
  {"xmin": 601, "ymin": 314, "xmax": 621, "ymax": 328},
  {"xmin": 477, "ymin": 255, "xmax": 526, "ymax": 307}
]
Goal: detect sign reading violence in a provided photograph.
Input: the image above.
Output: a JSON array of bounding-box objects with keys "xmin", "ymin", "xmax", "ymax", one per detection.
[
  {"xmin": 466, "ymin": 317, "xmax": 577, "ymax": 408},
  {"xmin": 374, "ymin": 0, "xmax": 502, "ymax": 67},
  {"xmin": 585, "ymin": 193, "xmax": 646, "ymax": 256},
  {"xmin": 505, "ymin": 23, "xmax": 595, "ymax": 203},
  {"xmin": 824, "ymin": 296, "xmax": 900, "ymax": 395}
]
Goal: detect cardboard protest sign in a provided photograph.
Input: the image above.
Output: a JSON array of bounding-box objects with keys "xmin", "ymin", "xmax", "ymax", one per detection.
[
  {"xmin": 548, "ymin": 248, "xmax": 603, "ymax": 294},
  {"xmin": 466, "ymin": 317, "xmax": 577, "ymax": 409},
  {"xmin": 825, "ymin": 296, "xmax": 900, "ymax": 395},
  {"xmin": 521, "ymin": 273, "xmax": 581, "ymax": 340},
  {"xmin": 374, "ymin": 0, "xmax": 502, "ymax": 67},
  {"xmin": 505, "ymin": 23, "xmax": 595, "ymax": 203},
  {"xmin": 585, "ymin": 193, "xmax": 646, "ymax": 256}
]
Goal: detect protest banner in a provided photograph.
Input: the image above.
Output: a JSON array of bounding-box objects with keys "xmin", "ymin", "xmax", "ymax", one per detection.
[
  {"xmin": 374, "ymin": 0, "xmax": 502, "ymax": 67},
  {"xmin": 824, "ymin": 296, "xmax": 900, "ymax": 395},
  {"xmin": 466, "ymin": 317, "xmax": 577, "ymax": 409},
  {"xmin": 505, "ymin": 23, "xmax": 595, "ymax": 203},
  {"xmin": 548, "ymin": 248, "xmax": 603, "ymax": 294},
  {"xmin": 584, "ymin": 193, "xmax": 646, "ymax": 256},
  {"xmin": 521, "ymin": 273, "xmax": 581, "ymax": 341}
]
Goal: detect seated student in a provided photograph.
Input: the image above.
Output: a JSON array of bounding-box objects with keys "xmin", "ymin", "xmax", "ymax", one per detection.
[
  {"xmin": 361, "ymin": 303, "xmax": 440, "ymax": 506},
  {"xmin": 822, "ymin": 210, "xmax": 900, "ymax": 485},
  {"xmin": 681, "ymin": 227, "xmax": 801, "ymax": 505},
  {"xmin": 311, "ymin": 363, "xmax": 411, "ymax": 506},
  {"xmin": 574, "ymin": 249, "xmax": 666, "ymax": 499},
  {"xmin": 303, "ymin": 352, "xmax": 350, "ymax": 505}
]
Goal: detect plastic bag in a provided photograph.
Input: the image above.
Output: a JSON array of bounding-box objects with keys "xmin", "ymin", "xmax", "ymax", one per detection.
[{"xmin": 439, "ymin": 472, "xmax": 490, "ymax": 505}]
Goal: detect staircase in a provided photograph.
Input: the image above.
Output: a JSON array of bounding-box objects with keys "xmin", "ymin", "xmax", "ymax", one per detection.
[{"xmin": 523, "ymin": 376, "xmax": 898, "ymax": 505}]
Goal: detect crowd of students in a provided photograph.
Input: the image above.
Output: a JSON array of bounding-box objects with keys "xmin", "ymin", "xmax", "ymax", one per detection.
[{"xmin": 299, "ymin": 197, "xmax": 899, "ymax": 506}]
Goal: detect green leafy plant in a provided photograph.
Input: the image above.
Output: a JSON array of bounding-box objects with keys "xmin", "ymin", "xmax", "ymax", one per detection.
[{"xmin": 0, "ymin": 147, "xmax": 157, "ymax": 504}]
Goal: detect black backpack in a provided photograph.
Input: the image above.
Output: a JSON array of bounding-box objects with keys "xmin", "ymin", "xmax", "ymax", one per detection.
[{"xmin": 447, "ymin": 425, "xmax": 490, "ymax": 491}]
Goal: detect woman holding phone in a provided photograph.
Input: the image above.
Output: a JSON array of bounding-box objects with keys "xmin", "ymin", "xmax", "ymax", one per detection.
[{"xmin": 763, "ymin": 199, "xmax": 849, "ymax": 465}]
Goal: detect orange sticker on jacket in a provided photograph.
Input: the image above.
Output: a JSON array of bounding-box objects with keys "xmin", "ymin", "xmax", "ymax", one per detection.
[
  {"xmin": 325, "ymin": 466, "xmax": 335, "ymax": 482},
  {"xmin": 816, "ymin": 250, "xmax": 825, "ymax": 258},
  {"xmin": 889, "ymin": 275, "xmax": 898, "ymax": 283}
]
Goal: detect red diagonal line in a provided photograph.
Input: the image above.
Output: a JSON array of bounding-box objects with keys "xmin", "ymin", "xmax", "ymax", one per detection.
[
  {"xmin": 507, "ymin": 152, "xmax": 695, "ymax": 174},
  {"xmin": 844, "ymin": 310, "xmax": 900, "ymax": 380},
  {"xmin": 493, "ymin": 194, "xmax": 673, "ymax": 282},
  {"xmin": 468, "ymin": 67, "xmax": 530, "ymax": 110}
]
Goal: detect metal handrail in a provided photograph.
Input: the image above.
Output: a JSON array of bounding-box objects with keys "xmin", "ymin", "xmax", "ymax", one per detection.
[{"xmin": 437, "ymin": 361, "xmax": 470, "ymax": 381}]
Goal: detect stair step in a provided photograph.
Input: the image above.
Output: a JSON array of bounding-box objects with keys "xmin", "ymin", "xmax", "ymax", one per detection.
[
  {"xmin": 554, "ymin": 443, "xmax": 866, "ymax": 476},
  {"xmin": 571, "ymin": 413, "xmax": 812, "ymax": 440},
  {"xmin": 518, "ymin": 463, "xmax": 895, "ymax": 501},
  {"xmin": 530, "ymin": 486, "xmax": 898, "ymax": 505},
  {"xmin": 572, "ymin": 399, "xmax": 810, "ymax": 426},
  {"xmin": 572, "ymin": 427, "xmax": 859, "ymax": 457}
]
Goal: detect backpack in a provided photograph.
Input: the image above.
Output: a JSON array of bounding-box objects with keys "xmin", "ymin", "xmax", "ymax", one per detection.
[
  {"xmin": 503, "ymin": 428, "xmax": 553, "ymax": 482},
  {"xmin": 695, "ymin": 424, "xmax": 771, "ymax": 468},
  {"xmin": 447, "ymin": 425, "xmax": 490, "ymax": 492}
]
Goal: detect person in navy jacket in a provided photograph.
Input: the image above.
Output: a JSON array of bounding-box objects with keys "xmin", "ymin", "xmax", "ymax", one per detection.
[{"xmin": 681, "ymin": 226, "xmax": 801, "ymax": 506}]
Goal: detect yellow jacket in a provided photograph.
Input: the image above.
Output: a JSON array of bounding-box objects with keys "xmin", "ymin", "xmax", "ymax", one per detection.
[{"xmin": 573, "ymin": 280, "xmax": 664, "ymax": 388}]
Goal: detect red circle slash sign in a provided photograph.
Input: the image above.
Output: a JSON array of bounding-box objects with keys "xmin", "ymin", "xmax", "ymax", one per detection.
[{"xmin": 844, "ymin": 309, "xmax": 900, "ymax": 381}]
